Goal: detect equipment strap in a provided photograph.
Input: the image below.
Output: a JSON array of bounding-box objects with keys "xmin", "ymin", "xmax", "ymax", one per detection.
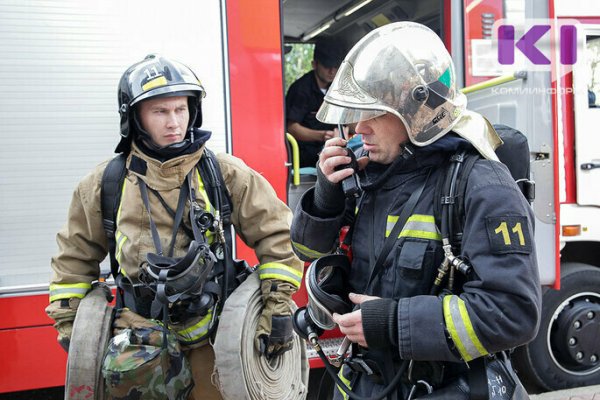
[
  {"xmin": 149, "ymin": 187, "xmax": 194, "ymax": 238},
  {"xmin": 137, "ymin": 174, "xmax": 190, "ymax": 257},
  {"xmin": 468, "ymin": 357, "xmax": 488, "ymax": 400},
  {"xmin": 451, "ymin": 150, "xmax": 479, "ymax": 245},
  {"xmin": 101, "ymin": 148, "xmax": 232, "ymax": 278},
  {"xmin": 101, "ymin": 153, "xmax": 127, "ymax": 279},
  {"xmin": 364, "ymin": 169, "xmax": 431, "ymax": 294},
  {"xmin": 201, "ymin": 150, "xmax": 236, "ymax": 300}
]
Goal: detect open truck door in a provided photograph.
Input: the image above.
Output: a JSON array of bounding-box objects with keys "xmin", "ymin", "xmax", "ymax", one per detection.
[{"xmin": 573, "ymin": 28, "xmax": 600, "ymax": 207}]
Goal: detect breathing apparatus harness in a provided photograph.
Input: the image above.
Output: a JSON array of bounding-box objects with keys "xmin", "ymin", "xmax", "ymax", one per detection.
[
  {"xmin": 293, "ymin": 145, "xmax": 442, "ymax": 400},
  {"xmin": 295, "ymin": 144, "xmax": 506, "ymax": 399},
  {"xmin": 101, "ymin": 146, "xmax": 237, "ymax": 340}
]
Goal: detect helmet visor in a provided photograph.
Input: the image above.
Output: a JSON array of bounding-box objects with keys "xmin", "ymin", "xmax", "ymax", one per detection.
[{"xmin": 316, "ymin": 101, "xmax": 386, "ymax": 125}]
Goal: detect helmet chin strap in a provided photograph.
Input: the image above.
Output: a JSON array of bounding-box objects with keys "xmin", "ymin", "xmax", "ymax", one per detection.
[
  {"xmin": 400, "ymin": 142, "xmax": 415, "ymax": 160},
  {"xmin": 130, "ymin": 94, "xmax": 202, "ymax": 154}
]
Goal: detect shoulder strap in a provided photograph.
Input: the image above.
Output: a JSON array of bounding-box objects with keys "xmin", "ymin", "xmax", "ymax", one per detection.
[
  {"xmin": 433, "ymin": 148, "xmax": 480, "ymax": 251},
  {"xmin": 198, "ymin": 148, "xmax": 237, "ymax": 299},
  {"xmin": 451, "ymin": 150, "xmax": 480, "ymax": 247},
  {"xmin": 101, "ymin": 153, "xmax": 127, "ymax": 278},
  {"xmin": 198, "ymin": 148, "xmax": 233, "ymax": 225},
  {"xmin": 364, "ymin": 169, "xmax": 432, "ymax": 294}
]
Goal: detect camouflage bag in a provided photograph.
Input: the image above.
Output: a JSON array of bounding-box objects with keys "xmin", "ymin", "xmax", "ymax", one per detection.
[{"xmin": 101, "ymin": 308, "xmax": 194, "ymax": 400}]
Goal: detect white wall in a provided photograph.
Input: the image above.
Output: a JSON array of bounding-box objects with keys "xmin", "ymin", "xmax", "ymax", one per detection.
[{"xmin": 0, "ymin": 0, "xmax": 229, "ymax": 291}]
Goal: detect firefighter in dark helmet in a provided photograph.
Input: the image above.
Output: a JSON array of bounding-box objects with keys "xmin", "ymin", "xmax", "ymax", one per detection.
[{"xmin": 46, "ymin": 54, "xmax": 303, "ymax": 399}]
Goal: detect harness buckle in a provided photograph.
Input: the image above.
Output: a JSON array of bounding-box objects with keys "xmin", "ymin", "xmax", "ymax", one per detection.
[
  {"xmin": 346, "ymin": 356, "xmax": 375, "ymax": 376},
  {"xmin": 407, "ymin": 380, "xmax": 433, "ymax": 400}
]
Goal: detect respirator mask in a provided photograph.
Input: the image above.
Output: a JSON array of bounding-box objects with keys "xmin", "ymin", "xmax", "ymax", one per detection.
[{"xmin": 293, "ymin": 254, "xmax": 353, "ymax": 340}]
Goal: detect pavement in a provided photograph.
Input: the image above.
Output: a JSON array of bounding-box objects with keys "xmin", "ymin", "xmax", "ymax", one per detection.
[{"xmin": 531, "ymin": 385, "xmax": 600, "ymax": 400}]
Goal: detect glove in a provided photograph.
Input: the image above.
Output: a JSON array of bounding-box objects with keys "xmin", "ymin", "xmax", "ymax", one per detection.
[
  {"xmin": 56, "ymin": 320, "xmax": 73, "ymax": 352},
  {"xmin": 45, "ymin": 298, "xmax": 81, "ymax": 353},
  {"xmin": 255, "ymin": 280, "xmax": 296, "ymax": 358}
]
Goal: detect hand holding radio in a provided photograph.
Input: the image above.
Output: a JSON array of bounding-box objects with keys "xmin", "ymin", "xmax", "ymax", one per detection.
[{"xmin": 318, "ymin": 126, "xmax": 366, "ymax": 198}]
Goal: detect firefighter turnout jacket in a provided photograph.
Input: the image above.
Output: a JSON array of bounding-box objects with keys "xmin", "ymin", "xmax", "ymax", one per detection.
[
  {"xmin": 47, "ymin": 142, "xmax": 303, "ymax": 336},
  {"xmin": 290, "ymin": 137, "xmax": 541, "ymax": 398}
]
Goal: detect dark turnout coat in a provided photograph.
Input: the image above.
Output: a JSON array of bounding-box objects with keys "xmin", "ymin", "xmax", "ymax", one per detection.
[{"xmin": 290, "ymin": 138, "xmax": 541, "ymax": 398}]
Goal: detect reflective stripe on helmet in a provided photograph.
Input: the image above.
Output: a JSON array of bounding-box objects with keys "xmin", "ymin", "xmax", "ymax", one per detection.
[
  {"xmin": 386, "ymin": 214, "xmax": 441, "ymax": 241},
  {"xmin": 257, "ymin": 262, "xmax": 303, "ymax": 288},
  {"xmin": 49, "ymin": 282, "xmax": 92, "ymax": 302},
  {"xmin": 141, "ymin": 76, "xmax": 168, "ymax": 92},
  {"xmin": 175, "ymin": 308, "xmax": 213, "ymax": 345},
  {"xmin": 291, "ymin": 241, "xmax": 330, "ymax": 260},
  {"xmin": 443, "ymin": 295, "xmax": 488, "ymax": 361}
]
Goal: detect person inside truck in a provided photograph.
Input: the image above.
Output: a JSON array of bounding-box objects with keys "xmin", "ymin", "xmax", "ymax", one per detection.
[
  {"xmin": 286, "ymin": 36, "xmax": 346, "ymax": 168},
  {"xmin": 290, "ymin": 22, "xmax": 541, "ymax": 399},
  {"xmin": 45, "ymin": 54, "xmax": 303, "ymax": 400}
]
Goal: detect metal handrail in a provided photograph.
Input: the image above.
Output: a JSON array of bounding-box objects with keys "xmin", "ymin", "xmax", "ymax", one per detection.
[
  {"xmin": 286, "ymin": 133, "xmax": 301, "ymax": 186},
  {"xmin": 460, "ymin": 71, "xmax": 527, "ymax": 94}
]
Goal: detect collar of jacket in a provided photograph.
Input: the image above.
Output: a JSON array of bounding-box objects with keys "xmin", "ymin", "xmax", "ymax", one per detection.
[
  {"xmin": 127, "ymin": 141, "xmax": 205, "ymax": 191},
  {"xmin": 359, "ymin": 134, "xmax": 467, "ymax": 191}
]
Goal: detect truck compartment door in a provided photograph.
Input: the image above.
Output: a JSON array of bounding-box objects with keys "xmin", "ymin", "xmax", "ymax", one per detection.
[{"xmin": 572, "ymin": 28, "xmax": 600, "ymax": 206}]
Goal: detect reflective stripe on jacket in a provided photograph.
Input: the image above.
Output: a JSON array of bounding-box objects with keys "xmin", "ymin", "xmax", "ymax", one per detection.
[
  {"xmin": 48, "ymin": 142, "xmax": 302, "ymax": 319},
  {"xmin": 291, "ymin": 145, "xmax": 541, "ymax": 397}
]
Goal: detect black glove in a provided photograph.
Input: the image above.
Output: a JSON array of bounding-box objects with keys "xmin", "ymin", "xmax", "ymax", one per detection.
[{"xmin": 257, "ymin": 313, "xmax": 295, "ymax": 358}]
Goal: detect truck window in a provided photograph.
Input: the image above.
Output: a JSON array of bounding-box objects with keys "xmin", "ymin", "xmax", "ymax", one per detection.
[{"xmin": 586, "ymin": 36, "xmax": 600, "ymax": 108}]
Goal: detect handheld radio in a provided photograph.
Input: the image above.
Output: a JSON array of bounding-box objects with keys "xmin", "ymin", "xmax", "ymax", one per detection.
[{"xmin": 334, "ymin": 124, "xmax": 361, "ymax": 198}]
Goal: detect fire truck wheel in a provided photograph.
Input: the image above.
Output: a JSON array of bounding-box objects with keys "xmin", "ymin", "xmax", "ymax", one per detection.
[{"xmin": 513, "ymin": 262, "xmax": 600, "ymax": 391}]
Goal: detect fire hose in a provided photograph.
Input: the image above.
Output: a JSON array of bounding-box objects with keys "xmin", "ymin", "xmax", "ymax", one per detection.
[
  {"xmin": 66, "ymin": 284, "xmax": 114, "ymax": 400},
  {"xmin": 214, "ymin": 272, "xmax": 309, "ymax": 399}
]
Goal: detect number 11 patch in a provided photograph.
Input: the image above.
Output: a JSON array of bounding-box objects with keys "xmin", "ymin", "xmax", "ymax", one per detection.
[{"xmin": 485, "ymin": 216, "xmax": 532, "ymax": 255}]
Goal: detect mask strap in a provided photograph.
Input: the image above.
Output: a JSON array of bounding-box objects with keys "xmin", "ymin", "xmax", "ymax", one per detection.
[{"xmin": 138, "ymin": 175, "xmax": 190, "ymax": 257}]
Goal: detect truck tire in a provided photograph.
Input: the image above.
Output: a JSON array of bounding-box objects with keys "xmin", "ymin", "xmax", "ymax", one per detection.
[{"xmin": 513, "ymin": 262, "xmax": 600, "ymax": 391}]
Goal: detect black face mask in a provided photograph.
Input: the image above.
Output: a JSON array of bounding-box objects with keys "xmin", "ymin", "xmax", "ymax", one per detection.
[{"xmin": 134, "ymin": 128, "xmax": 211, "ymax": 161}]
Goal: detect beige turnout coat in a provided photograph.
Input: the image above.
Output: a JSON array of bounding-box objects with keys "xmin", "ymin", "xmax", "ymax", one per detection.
[{"xmin": 47, "ymin": 142, "xmax": 302, "ymax": 320}]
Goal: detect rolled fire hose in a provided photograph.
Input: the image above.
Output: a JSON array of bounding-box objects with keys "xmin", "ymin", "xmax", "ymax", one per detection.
[
  {"xmin": 214, "ymin": 272, "xmax": 309, "ymax": 399},
  {"xmin": 65, "ymin": 284, "xmax": 114, "ymax": 400}
]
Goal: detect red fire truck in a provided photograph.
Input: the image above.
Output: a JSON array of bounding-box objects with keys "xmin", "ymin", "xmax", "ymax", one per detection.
[{"xmin": 0, "ymin": 0, "xmax": 599, "ymax": 395}]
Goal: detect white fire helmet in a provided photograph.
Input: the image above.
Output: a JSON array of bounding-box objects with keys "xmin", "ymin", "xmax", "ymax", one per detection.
[{"xmin": 317, "ymin": 21, "xmax": 467, "ymax": 147}]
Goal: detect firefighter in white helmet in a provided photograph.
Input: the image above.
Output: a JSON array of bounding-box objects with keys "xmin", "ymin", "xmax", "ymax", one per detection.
[{"xmin": 291, "ymin": 22, "xmax": 540, "ymax": 399}]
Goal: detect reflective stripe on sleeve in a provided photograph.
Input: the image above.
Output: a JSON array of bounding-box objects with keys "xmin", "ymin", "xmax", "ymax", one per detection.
[
  {"xmin": 386, "ymin": 214, "xmax": 441, "ymax": 241},
  {"xmin": 336, "ymin": 365, "xmax": 351, "ymax": 400},
  {"xmin": 175, "ymin": 308, "xmax": 213, "ymax": 344},
  {"xmin": 443, "ymin": 295, "xmax": 489, "ymax": 361},
  {"xmin": 49, "ymin": 283, "xmax": 92, "ymax": 302},
  {"xmin": 257, "ymin": 262, "xmax": 303, "ymax": 288},
  {"xmin": 291, "ymin": 241, "xmax": 329, "ymax": 260}
]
